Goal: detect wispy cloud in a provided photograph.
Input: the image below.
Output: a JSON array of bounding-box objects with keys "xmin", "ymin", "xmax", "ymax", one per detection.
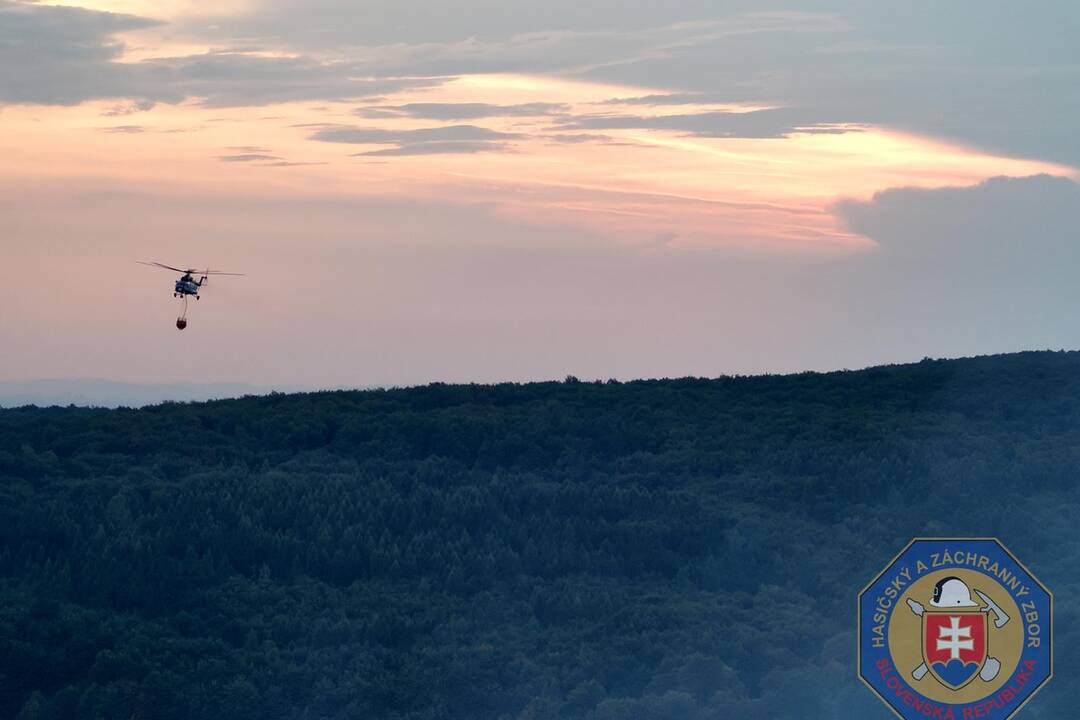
[
  {"xmin": 102, "ymin": 99, "xmax": 156, "ymax": 116},
  {"xmin": 215, "ymin": 150, "xmax": 327, "ymax": 166},
  {"xmin": 311, "ymin": 124, "xmax": 520, "ymax": 155},
  {"xmin": 355, "ymin": 102, "xmax": 570, "ymax": 120},
  {"xmin": 217, "ymin": 153, "xmax": 282, "ymax": 162},
  {"xmin": 310, "ymin": 125, "xmax": 521, "ymax": 144},
  {"xmin": 600, "ymin": 93, "xmax": 736, "ymax": 106},
  {"xmin": 355, "ymin": 141, "xmax": 514, "ymax": 156},
  {"xmin": 556, "ymin": 108, "xmax": 856, "ymax": 139},
  {"xmin": 541, "ymin": 133, "xmax": 617, "ymax": 144}
]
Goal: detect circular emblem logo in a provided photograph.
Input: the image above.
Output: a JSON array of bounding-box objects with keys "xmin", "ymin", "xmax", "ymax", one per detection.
[{"xmin": 858, "ymin": 539, "xmax": 1052, "ymax": 720}]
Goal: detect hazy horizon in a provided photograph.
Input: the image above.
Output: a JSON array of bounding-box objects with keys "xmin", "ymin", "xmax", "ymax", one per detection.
[{"xmin": 6, "ymin": 347, "xmax": 1080, "ymax": 407}]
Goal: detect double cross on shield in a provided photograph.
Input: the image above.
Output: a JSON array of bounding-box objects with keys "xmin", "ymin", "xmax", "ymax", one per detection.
[{"xmin": 923, "ymin": 611, "xmax": 989, "ymax": 689}]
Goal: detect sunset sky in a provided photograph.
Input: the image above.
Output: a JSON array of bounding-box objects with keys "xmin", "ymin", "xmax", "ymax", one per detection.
[{"xmin": 4, "ymin": 1, "xmax": 1080, "ymax": 386}]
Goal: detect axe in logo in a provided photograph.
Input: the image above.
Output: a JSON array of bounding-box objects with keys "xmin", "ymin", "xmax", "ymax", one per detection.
[
  {"xmin": 973, "ymin": 590, "xmax": 1012, "ymax": 629},
  {"xmin": 905, "ymin": 591, "xmax": 1011, "ymax": 684}
]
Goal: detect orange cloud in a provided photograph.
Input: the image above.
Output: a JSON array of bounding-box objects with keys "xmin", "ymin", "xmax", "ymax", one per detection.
[{"xmin": 2, "ymin": 73, "xmax": 1074, "ymax": 254}]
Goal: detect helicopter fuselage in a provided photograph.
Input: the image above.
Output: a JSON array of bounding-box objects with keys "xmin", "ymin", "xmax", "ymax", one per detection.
[{"xmin": 174, "ymin": 276, "xmax": 204, "ymax": 297}]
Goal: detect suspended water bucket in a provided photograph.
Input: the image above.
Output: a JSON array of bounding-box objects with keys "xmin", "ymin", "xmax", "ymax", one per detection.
[{"xmin": 175, "ymin": 296, "xmax": 189, "ymax": 330}]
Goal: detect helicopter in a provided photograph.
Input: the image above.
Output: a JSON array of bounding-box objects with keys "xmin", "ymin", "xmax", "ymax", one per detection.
[{"xmin": 138, "ymin": 261, "xmax": 244, "ymax": 330}]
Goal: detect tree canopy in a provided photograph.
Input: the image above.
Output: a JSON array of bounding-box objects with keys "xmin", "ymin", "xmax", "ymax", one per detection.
[{"xmin": 2, "ymin": 351, "xmax": 1077, "ymax": 719}]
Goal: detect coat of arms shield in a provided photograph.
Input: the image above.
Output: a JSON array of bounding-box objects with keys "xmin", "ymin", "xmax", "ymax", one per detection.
[{"xmin": 923, "ymin": 610, "xmax": 989, "ymax": 689}]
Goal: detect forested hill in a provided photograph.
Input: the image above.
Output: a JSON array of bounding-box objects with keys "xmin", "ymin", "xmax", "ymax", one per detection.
[{"xmin": 2, "ymin": 351, "xmax": 1079, "ymax": 719}]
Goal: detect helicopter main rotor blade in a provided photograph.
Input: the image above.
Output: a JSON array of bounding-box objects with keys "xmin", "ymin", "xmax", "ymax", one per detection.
[
  {"xmin": 201, "ymin": 271, "xmax": 245, "ymax": 276},
  {"xmin": 138, "ymin": 261, "xmax": 188, "ymax": 273}
]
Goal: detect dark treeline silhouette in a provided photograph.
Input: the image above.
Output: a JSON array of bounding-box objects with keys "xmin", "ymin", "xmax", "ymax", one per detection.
[{"xmin": 1, "ymin": 351, "xmax": 1077, "ymax": 719}]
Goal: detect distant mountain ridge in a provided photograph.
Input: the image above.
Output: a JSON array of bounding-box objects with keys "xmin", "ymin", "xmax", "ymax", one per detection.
[{"xmin": 0, "ymin": 378, "xmax": 317, "ymax": 408}]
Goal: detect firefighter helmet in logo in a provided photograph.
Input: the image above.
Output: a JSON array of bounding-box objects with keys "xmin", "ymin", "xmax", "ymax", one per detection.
[
  {"xmin": 932, "ymin": 577, "xmax": 978, "ymax": 608},
  {"xmin": 858, "ymin": 539, "xmax": 1052, "ymax": 720}
]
